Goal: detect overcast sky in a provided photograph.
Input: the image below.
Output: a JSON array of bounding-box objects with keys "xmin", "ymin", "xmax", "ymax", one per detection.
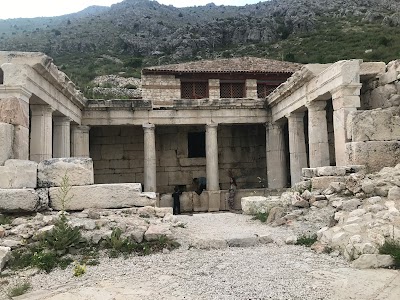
[{"xmin": 0, "ymin": 0, "xmax": 262, "ymax": 20}]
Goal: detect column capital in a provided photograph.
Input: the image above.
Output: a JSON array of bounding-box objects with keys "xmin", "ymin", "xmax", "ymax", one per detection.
[
  {"xmin": 53, "ymin": 116, "xmax": 72, "ymax": 125},
  {"xmin": 0, "ymin": 86, "xmax": 32, "ymax": 103},
  {"xmin": 306, "ymin": 100, "xmax": 327, "ymax": 111},
  {"xmin": 206, "ymin": 123, "xmax": 218, "ymax": 129},
  {"xmin": 30, "ymin": 104, "xmax": 54, "ymax": 115},
  {"xmin": 331, "ymin": 84, "xmax": 362, "ymax": 99},
  {"xmin": 286, "ymin": 111, "xmax": 305, "ymax": 120},
  {"xmin": 265, "ymin": 122, "xmax": 284, "ymax": 131},
  {"xmin": 72, "ymin": 125, "xmax": 90, "ymax": 133},
  {"xmin": 143, "ymin": 123, "xmax": 155, "ymax": 130}
]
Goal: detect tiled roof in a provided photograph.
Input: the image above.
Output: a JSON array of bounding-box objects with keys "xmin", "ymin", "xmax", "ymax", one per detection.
[{"xmin": 143, "ymin": 57, "xmax": 302, "ymax": 74}]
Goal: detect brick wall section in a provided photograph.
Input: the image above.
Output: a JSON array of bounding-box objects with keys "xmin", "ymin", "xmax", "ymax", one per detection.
[
  {"xmin": 141, "ymin": 74, "xmax": 180, "ymax": 105},
  {"xmin": 90, "ymin": 124, "xmax": 266, "ymax": 193}
]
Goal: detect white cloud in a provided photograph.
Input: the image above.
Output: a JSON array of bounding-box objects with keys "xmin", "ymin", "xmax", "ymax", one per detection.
[{"xmin": 0, "ymin": 0, "xmax": 262, "ymax": 20}]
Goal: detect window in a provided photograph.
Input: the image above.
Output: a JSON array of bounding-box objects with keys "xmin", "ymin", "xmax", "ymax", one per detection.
[
  {"xmin": 257, "ymin": 83, "xmax": 276, "ymax": 98},
  {"xmin": 181, "ymin": 81, "xmax": 208, "ymax": 99},
  {"xmin": 0, "ymin": 68, "xmax": 3, "ymax": 84},
  {"xmin": 188, "ymin": 132, "xmax": 206, "ymax": 158},
  {"xmin": 220, "ymin": 82, "xmax": 245, "ymax": 98}
]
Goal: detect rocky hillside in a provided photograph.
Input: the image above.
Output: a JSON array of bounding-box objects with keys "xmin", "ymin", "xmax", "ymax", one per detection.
[{"xmin": 0, "ymin": 0, "xmax": 400, "ymax": 91}]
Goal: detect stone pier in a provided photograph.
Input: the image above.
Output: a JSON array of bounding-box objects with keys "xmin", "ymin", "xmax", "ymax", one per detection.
[
  {"xmin": 71, "ymin": 125, "xmax": 90, "ymax": 158},
  {"xmin": 307, "ymin": 101, "xmax": 330, "ymax": 168},
  {"xmin": 53, "ymin": 117, "xmax": 71, "ymax": 158},
  {"xmin": 266, "ymin": 122, "xmax": 287, "ymax": 188},
  {"xmin": 30, "ymin": 105, "xmax": 53, "ymax": 163},
  {"xmin": 206, "ymin": 123, "xmax": 219, "ymax": 191},
  {"xmin": 287, "ymin": 112, "xmax": 308, "ymax": 185}
]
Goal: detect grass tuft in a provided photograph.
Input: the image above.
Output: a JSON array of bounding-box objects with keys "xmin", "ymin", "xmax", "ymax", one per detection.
[
  {"xmin": 252, "ymin": 212, "xmax": 269, "ymax": 223},
  {"xmin": 379, "ymin": 239, "xmax": 400, "ymax": 269},
  {"xmin": 295, "ymin": 234, "xmax": 317, "ymax": 247},
  {"xmin": 8, "ymin": 281, "xmax": 31, "ymax": 297}
]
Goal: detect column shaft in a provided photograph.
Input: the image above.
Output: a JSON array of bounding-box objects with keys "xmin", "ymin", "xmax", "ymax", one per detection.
[
  {"xmin": 287, "ymin": 112, "xmax": 308, "ymax": 185},
  {"xmin": 30, "ymin": 105, "xmax": 53, "ymax": 162},
  {"xmin": 53, "ymin": 117, "xmax": 71, "ymax": 158},
  {"xmin": 307, "ymin": 101, "xmax": 330, "ymax": 168},
  {"xmin": 143, "ymin": 123, "xmax": 156, "ymax": 192},
  {"xmin": 71, "ymin": 125, "xmax": 90, "ymax": 157},
  {"xmin": 206, "ymin": 123, "xmax": 219, "ymax": 191},
  {"xmin": 266, "ymin": 122, "xmax": 287, "ymax": 188}
]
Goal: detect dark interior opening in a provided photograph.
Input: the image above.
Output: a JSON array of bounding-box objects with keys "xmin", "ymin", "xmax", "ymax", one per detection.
[
  {"xmin": 188, "ymin": 132, "xmax": 206, "ymax": 158},
  {"xmin": 0, "ymin": 68, "xmax": 3, "ymax": 84}
]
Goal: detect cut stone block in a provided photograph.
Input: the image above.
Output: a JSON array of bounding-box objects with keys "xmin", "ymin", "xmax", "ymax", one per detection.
[
  {"xmin": 193, "ymin": 192, "xmax": 208, "ymax": 212},
  {"xmin": 0, "ymin": 188, "xmax": 39, "ymax": 212},
  {"xmin": 208, "ymin": 190, "xmax": 220, "ymax": 212},
  {"xmin": 0, "ymin": 159, "xmax": 37, "ymax": 189},
  {"xmin": 352, "ymin": 254, "xmax": 394, "ymax": 269},
  {"xmin": 302, "ymin": 168, "xmax": 317, "ymax": 178},
  {"xmin": 49, "ymin": 183, "xmax": 154, "ymax": 210},
  {"xmin": 159, "ymin": 193, "xmax": 173, "ymax": 208},
  {"xmin": 38, "ymin": 157, "xmax": 94, "ymax": 187},
  {"xmin": 180, "ymin": 192, "xmax": 193, "ymax": 212},
  {"xmin": 0, "ymin": 122, "xmax": 13, "ymax": 165},
  {"xmin": 241, "ymin": 196, "xmax": 282, "ymax": 215},
  {"xmin": 13, "ymin": 125, "xmax": 29, "ymax": 160},
  {"xmin": 0, "ymin": 97, "xmax": 29, "ymax": 127},
  {"xmin": 346, "ymin": 141, "xmax": 400, "ymax": 172},
  {"xmin": 0, "ymin": 246, "xmax": 11, "ymax": 271},
  {"xmin": 316, "ymin": 166, "xmax": 347, "ymax": 176},
  {"xmin": 311, "ymin": 176, "xmax": 346, "ymax": 190}
]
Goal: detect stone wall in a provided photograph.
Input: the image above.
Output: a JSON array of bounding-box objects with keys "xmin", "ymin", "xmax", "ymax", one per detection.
[
  {"xmin": 360, "ymin": 60, "xmax": 400, "ymax": 109},
  {"xmin": 141, "ymin": 74, "xmax": 180, "ymax": 105},
  {"xmin": 90, "ymin": 124, "xmax": 266, "ymax": 194}
]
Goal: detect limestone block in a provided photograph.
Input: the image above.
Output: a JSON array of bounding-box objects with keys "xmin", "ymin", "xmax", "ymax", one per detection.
[
  {"xmin": 0, "ymin": 122, "xmax": 13, "ymax": 165},
  {"xmin": 191, "ymin": 238, "xmax": 228, "ymax": 250},
  {"xmin": 346, "ymin": 141, "xmax": 400, "ymax": 172},
  {"xmin": 101, "ymin": 144, "xmax": 124, "ymax": 160},
  {"xmin": 227, "ymin": 237, "xmax": 258, "ymax": 247},
  {"xmin": 316, "ymin": 166, "xmax": 347, "ymax": 177},
  {"xmin": 0, "ymin": 97, "xmax": 29, "ymax": 127},
  {"xmin": 49, "ymin": 183, "xmax": 155, "ymax": 210},
  {"xmin": 342, "ymin": 199, "xmax": 361, "ymax": 211},
  {"xmin": 302, "ymin": 168, "xmax": 317, "ymax": 178},
  {"xmin": 0, "ymin": 189, "xmax": 39, "ymax": 212},
  {"xmin": 159, "ymin": 194, "xmax": 173, "ymax": 208},
  {"xmin": 349, "ymin": 108, "xmax": 400, "ymax": 142},
  {"xmin": 311, "ymin": 176, "xmax": 346, "ymax": 191},
  {"xmin": 193, "ymin": 192, "xmax": 208, "ymax": 212},
  {"xmin": 180, "ymin": 192, "xmax": 193, "ymax": 212},
  {"xmin": 13, "ymin": 125, "xmax": 29, "ymax": 160},
  {"xmin": 388, "ymin": 186, "xmax": 400, "ymax": 201},
  {"xmin": 38, "ymin": 158, "xmax": 94, "ymax": 188},
  {"xmin": 0, "ymin": 160, "xmax": 37, "ymax": 189},
  {"xmin": 352, "ymin": 254, "xmax": 394, "ymax": 269},
  {"xmin": 0, "ymin": 246, "xmax": 11, "ymax": 271},
  {"xmin": 379, "ymin": 69, "xmax": 399, "ymax": 85},
  {"xmin": 241, "ymin": 196, "xmax": 281, "ymax": 215},
  {"xmin": 367, "ymin": 84, "xmax": 396, "ymax": 108},
  {"xmin": 144, "ymin": 224, "xmax": 172, "ymax": 241},
  {"xmin": 207, "ymin": 190, "xmax": 220, "ymax": 212}
]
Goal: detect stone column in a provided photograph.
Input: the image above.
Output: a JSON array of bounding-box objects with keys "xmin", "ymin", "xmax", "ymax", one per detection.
[
  {"xmin": 53, "ymin": 117, "xmax": 71, "ymax": 158},
  {"xmin": 331, "ymin": 84, "xmax": 362, "ymax": 166},
  {"xmin": 71, "ymin": 125, "xmax": 90, "ymax": 157},
  {"xmin": 206, "ymin": 123, "xmax": 219, "ymax": 191},
  {"xmin": 30, "ymin": 104, "xmax": 53, "ymax": 162},
  {"xmin": 208, "ymin": 79, "xmax": 220, "ymax": 100},
  {"xmin": 266, "ymin": 122, "xmax": 287, "ymax": 189},
  {"xmin": 143, "ymin": 123, "xmax": 156, "ymax": 192},
  {"xmin": 307, "ymin": 101, "xmax": 330, "ymax": 168},
  {"xmin": 287, "ymin": 112, "xmax": 308, "ymax": 185},
  {"xmin": 245, "ymin": 79, "xmax": 258, "ymax": 99}
]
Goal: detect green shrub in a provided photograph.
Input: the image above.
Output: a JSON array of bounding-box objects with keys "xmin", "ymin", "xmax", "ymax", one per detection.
[
  {"xmin": 73, "ymin": 262, "xmax": 86, "ymax": 277},
  {"xmin": 379, "ymin": 239, "xmax": 400, "ymax": 269},
  {"xmin": 252, "ymin": 212, "xmax": 269, "ymax": 223},
  {"xmin": 7, "ymin": 281, "xmax": 31, "ymax": 297},
  {"xmin": 295, "ymin": 234, "xmax": 317, "ymax": 247},
  {"xmin": 0, "ymin": 214, "xmax": 12, "ymax": 225}
]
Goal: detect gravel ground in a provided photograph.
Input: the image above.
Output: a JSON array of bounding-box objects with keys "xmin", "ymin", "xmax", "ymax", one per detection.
[{"xmin": 1, "ymin": 212, "xmax": 352, "ymax": 300}]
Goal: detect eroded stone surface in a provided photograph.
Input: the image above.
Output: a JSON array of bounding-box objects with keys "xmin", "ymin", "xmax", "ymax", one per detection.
[{"xmin": 0, "ymin": 188, "xmax": 39, "ymax": 212}]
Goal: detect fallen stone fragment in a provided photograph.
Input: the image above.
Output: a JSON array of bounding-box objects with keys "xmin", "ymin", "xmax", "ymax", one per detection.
[
  {"xmin": 0, "ymin": 246, "xmax": 11, "ymax": 271},
  {"xmin": 352, "ymin": 254, "xmax": 394, "ymax": 269}
]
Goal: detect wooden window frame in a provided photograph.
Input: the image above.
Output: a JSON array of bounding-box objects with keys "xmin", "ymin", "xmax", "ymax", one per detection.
[
  {"xmin": 181, "ymin": 81, "xmax": 209, "ymax": 99},
  {"xmin": 220, "ymin": 81, "xmax": 245, "ymax": 98}
]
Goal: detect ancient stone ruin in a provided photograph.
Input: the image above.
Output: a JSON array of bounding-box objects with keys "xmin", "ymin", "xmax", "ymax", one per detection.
[{"xmin": 1, "ymin": 51, "xmax": 400, "ymax": 271}]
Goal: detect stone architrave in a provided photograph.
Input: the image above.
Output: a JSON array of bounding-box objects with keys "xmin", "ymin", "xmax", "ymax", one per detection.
[
  {"xmin": 143, "ymin": 123, "xmax": 156, "ymax": 192},
  {"xmin": 37, "ymin": 157, "xmax": 94, "ymax": 188},
  {"xmin": 266, "ymin": 122, "xmax": 287, "ymax": 189},
  {"xmin": 30, "ymin": 104, "xmax": 53, "ymax": 163},
  {"xmin": 71, "ymin": 125, "xmax": 90, "ymax": 157},
  {"xmin": 287, "ymin": 112, "xmax": 308, "ymax": 185},
  {"xmin": 206, "ymin": 123, "xmax": 219, "ymax": 191},
  {"xmin": 307, "ymin": 101, "xmax": 330, "ymax": 168},
  {"xmin": 53, "ymin": 117, "xmax": 71, "ymax": 158},
  {"xmin": 331, "ymin": 84, "xmax": 361, "ymax": 166},
  {"xmin": 49, "ymin": 183, "xmax": 155, "ymax": 210}
]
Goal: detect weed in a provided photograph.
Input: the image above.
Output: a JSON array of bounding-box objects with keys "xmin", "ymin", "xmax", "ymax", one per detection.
[
  {"xmin": 379, "ymin": 239, "xmax": 400, "ymax": 269},
  {"xmin": 252, "ymin": 212, "xmax": 269, "ymax": 223},
  {"xmin": 295, "ymin": 234, "xmax": 318, "ymax": 247},
  {"xmin": 0, "ymin": 214, "xmax": 12, "ymax": 225},
  {"xmin": 7, "ymin": 281, "xmax": 31, "ymax": 297},
  {"xmin": 56, "ymin": 172, "xmax": 72, "ymax": 212},
  {"xmin": 41, "ymin": 214, "xmax": 82, "ymax": 254},
  {"xmin": 176, "ymin": 223, "xmax": 186, "ymax": 228},
  {"xmin": 73, "ymin": 262, "xmax": 86, "ymax": 277}
]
